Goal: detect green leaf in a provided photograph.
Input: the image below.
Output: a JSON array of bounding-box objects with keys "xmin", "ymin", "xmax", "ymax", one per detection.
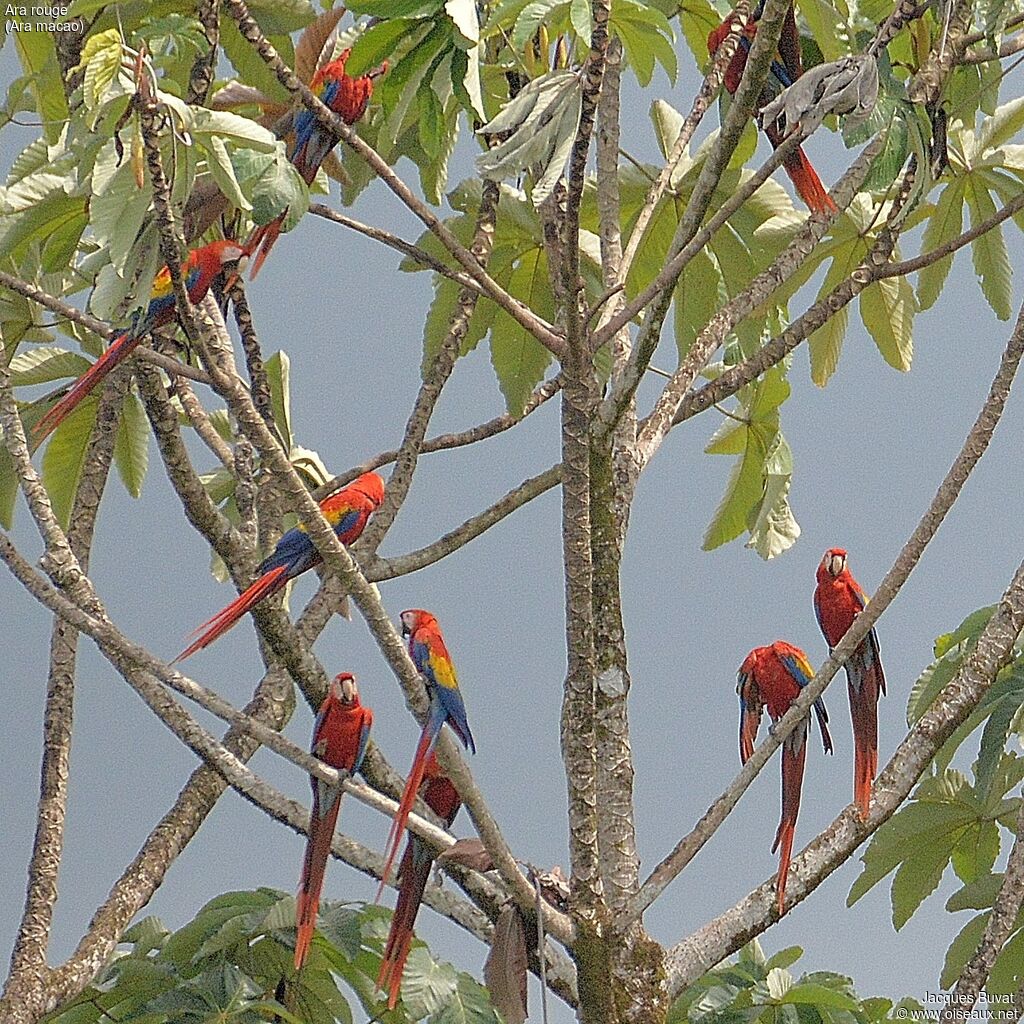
[
  {"xmin": 809, "ymin": 255, "xmax": 857, "ymax": 386},
  {"xmin": 781, "ymin": 983, "xmax": 859, "ymax": 1010},
  {"xmin": 41, "ymin": 399, "xmax": 97, "ymax": 530},
  {"xmin": 8, "ymin": 347, "xmax": 92, "ymax": 386},
  {"xmin": 399, "ymin": 946, "xmax": 459, "ymax": 1018},
  {"xmin": 946, "ymin": 870, "xmax": 1005, "ymax": 912},
  {"xmin": 78, "ymin": 29, "xmax": 124, "ymax": 112},
  {"xmin": 191, "ymin": 108, "xmax": 278, "ymax": 151},
  {"xmin": 0, "ymin": 441, "xmax": 18, "ymax": 529},
  {"xmin": 703, "ymin": 421, "xmax": 768, "ymax": 550},
  {"xmin": 13, "ymin": 20, "xmax": 68, "ymax": 142},
  {"xmin": 941, "ymin": 913, "xmax": 989, "ymax": 989},
  {"xmin": 264, "ymin": 351, "xmax": 293, "ymax": 452},
  {"xmin": 950, "ymin": 820, "xmax": 1000, "ymax": 885},
  {"xmin": 966, "ymin": 174, "xmax": 1013, "ymax": 320},
  {"xmin": 489, "ymin": 249, "xmax": 554, "ymax": 415},
  {"xmin": 674, "ymin": 248, "xmax": 721, "ymax": 361},
  {"xmin": 114, "ymin": 391, "xmax": 149, "ymax": 499},
  {"xmin": 859, "ymin": 275, "xmax": 915, "ymax": 372},
  {"xmin": 848, "ymin": 796, "xmax": 973, "ymax": 908},
  {"xmin": 936, "ymin": 606, "xmax": 997, "ymax": 658},
  {"xmin": 917, "ymin": 178, "xmax": 965, "ymax": 311},
  {"xmin": 611, "ymin": 0, "xmax": 678, "ymax": 85},
  {"xmin": 746, "ymin": 431, "xmax": 799, "ymax": 560}
]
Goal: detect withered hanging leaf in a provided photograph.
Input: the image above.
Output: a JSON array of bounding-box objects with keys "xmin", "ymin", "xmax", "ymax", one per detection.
[
  {"xmin": 437, "ymin": 838, "xmax": 494, "ymax": 872},
  {"xmin": 483, "ymin": 903, "xmax": 528, "ymax": 1024},
  {"xmin": 475, "ymin": 70, "xmax": 584, "ymax": 207},
  {"xmin": 295, "ymin": 5, "xmax": 349, "ymax": 81},
  {"xmin": 760, "ymin": 54, "xmax": 879, "ymax": 135}
]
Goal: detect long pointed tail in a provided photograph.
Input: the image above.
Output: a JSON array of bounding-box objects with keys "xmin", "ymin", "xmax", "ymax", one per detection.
[
  {"xmin": 245, "ymin": 213, "xmax": 286, "ymax": 280},
  {"xmin": 33, "ymin": 330, "xmax": 138, "ymax": 443},
  {"xmin": 772, "ymin": 731, "xmax": 807, "ymax": 914},
  {"xmin": 763, "ymin": 123, "xmax": 837, "ymax": 215},
  {"xmin": 849, "ymin": 654, "xmax": 884, "ymax": 820},
  {"xmin": 377, "ymin": 839, "xmax": 432, "ymax": 1008},
  {"xmin": 173, "ymin": 565, "xmax": 288, "ymax": 662},
  {"xmin": 782, "ymin": 145, "xmax": 837, "ymax": 215},
  {"xmin": 377, "ymin": 722, "xmax": 439, "ymax": 899},
  {"xmin": 295, "ymin": 793, "xmax": 344, "ymax": 971}
]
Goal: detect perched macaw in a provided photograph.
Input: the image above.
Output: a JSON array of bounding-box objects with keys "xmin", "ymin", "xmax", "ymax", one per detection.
[
  {"xmin": 378, "ymin": 609, "xmax": 474, "ymax": 895},
  {"xmin": 174, "ymin": 471, "xmax": 385, "ymax": 661},
  {"xmin": 245, "ymin": 51, "xmax": 388, "ymax": 278},
  {"xmin": 814, "ymin": 547, "xmax": 886, "ymax": 820},
  {"xmin": 33, "ymin": 240, "xmax": 248, "ymax": 443},
  {"xmin": 294, "ymin": 672, "xmax": 373, "ymax": 971},
  {"xmin": 707, "ymin": 0, "xmax": 837, "ymax": 214},
  {"xmin": 377, "ymin": 751, "xmax": 461, "ymax": 1009},
  {"xmin": 737, "ymin": 640, "xmax": 833, "ymax": 914}
]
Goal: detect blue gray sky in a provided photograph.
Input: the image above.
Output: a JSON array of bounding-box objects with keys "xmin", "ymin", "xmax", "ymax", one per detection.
[{"xmin": 2, "ymin": 37, "xmax": 1022, "ymax": 1022}]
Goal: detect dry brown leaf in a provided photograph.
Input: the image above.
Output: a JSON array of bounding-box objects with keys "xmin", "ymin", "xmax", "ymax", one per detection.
[
  {"xmin": 436, "ymin": 838, "xmax": 494, "ymax": 873},
  {"xmin": 295, "ymin": 5, "xmax": 348, "ymax": 82},
  {"xmin": 483, "ymin": 903, "xmax": 528, "ymax": 1024}
]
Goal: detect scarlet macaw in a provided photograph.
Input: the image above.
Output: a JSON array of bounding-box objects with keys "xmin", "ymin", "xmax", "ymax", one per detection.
[
  {"xmin": 32, "ymin": 240, "xmax": 248, "ymax": 443},
  {"xmin": 376, "ymin": 751, "xmax": 461, "ymax": 1009},
  {"xmin": 294, "ymin": 672, "xmax": 373, "ymax": 971},
  {"xmin": 174, "ymin": 471, "xmax": 385, "ymax": 661},
  {"xmin": 707, "ymin": 0, "xmax": 837, "ymax": 214},
  {"xmin": 378, "ymin": 609, "xmax": 474, "ymax": 895},
  {"xmin": 737, "ymin": 640, "xmax": 833, "ymax": 914},
  {"xmin": 245, "ymin": 51, "xmax": 388, "ymax": 278},
  {"xmin": 814, "ymin": 547, "xmax": 886, "ymax": 819}
]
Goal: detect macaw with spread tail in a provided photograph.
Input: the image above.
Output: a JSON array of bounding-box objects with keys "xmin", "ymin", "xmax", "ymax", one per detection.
[
  {"xmin": 737, "ymin": 640, "xmax": 833, "ymax": 914},
  {"xmin": 707, "ymin": 0, "xmax": 837, "ymax": 214},
  {"xmin": 377, "ymin": 752, "xmax": 461, "ymax": 1009},
  {"xmin": 814, "ymin": 548, "xmax": 886, "ymax": 820},
  {"xmin": 33, "ymin": 240, "xmax": 247, "ymax": 443},
  {"xmin": 246, "ymin": 51, "xmax": 388, "ymax": 278},
  {"xmin": 174, "ymin": 471, "xmax": 385, "ymax": 661},
  {"xmin": 378, "ymin": 609, "xmax": 474, "ymax": 895},
  {"xmin": 294, "ymin": 672, "xmax": 373, "ymax": 971}
]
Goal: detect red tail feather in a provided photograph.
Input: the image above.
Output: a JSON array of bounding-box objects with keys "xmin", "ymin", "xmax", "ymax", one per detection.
[
  {"xmin": 772, "ymin": 738, "xmax": 807, "ymax": 914},
  {"xmin": 295, "ymin": 794, "xmax": 344, "ymax": 970},
  {"xmin": 377, "ymin": 842, "xmax": 431, "ymax": 1007},
  {"xmin": 33, "ymin": 331, "xmax": 137, "ymax": 443},
  {"xmin": 849, "ymin": 659, "xmax": 883, "ymax": 820},
  {"xmin": 174, "ymin": 565, "xmax": 288, "ymax": 662},
  {"xmin": 782, "ymin": 145, "xmax": 837, "ymax": 215},
  {"xmin": 377, "ymin": 728, "xmax": 434, "ymax": 900}
]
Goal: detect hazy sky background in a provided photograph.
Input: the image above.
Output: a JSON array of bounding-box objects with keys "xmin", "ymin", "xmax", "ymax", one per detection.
[{"xmin": 2, "ymin": 26, "xmax": 1023, "ymax": 1023}]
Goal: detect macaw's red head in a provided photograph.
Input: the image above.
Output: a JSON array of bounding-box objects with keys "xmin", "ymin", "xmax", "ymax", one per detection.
[
  {"xmin": 330, "ymin": 671, "xmax": 360, "ymax": 706},
  {"xmin": 314, "ymin": 49, "xmax": 389, "ymax": 126},
  {"xmin": 819, "ymin": 547, "xmax": 848, "ymax": 582},
  {"xmin": 351, "ymin": 471, "xmax": 385, "ymax": 508},
  {"xmin": 194, "ymin": 239, "xmax": 249, "ymax": 283},
  {"xmin": 400, "ymin": 608, "xmax": 437, "ymax": 639}
]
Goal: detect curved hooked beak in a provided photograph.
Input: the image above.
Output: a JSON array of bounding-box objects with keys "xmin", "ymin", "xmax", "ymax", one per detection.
[{"xmin": 827, "ymin": 552, "xmax": 846, "ymax": 577}]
